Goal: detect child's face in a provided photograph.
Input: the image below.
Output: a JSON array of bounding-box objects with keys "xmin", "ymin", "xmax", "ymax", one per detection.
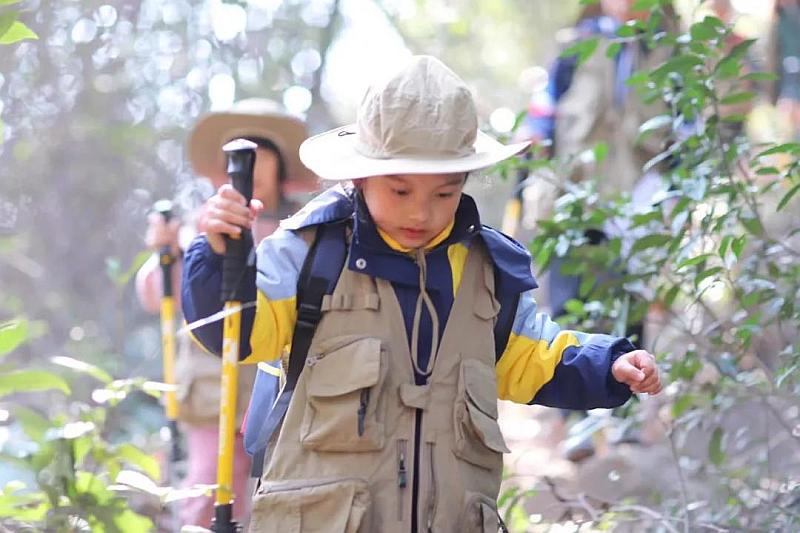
[{"xmin": 360, "ymin": 173, "xmax": 466, "ymax": 250}]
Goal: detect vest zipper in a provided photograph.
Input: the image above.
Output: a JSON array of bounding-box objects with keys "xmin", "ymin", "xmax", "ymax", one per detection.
[
  {"xmin": 397, "ymin": 439, "xmax": 407, "ymax": 521},
  {"xmin": 425, "ymin": 441, "xmax": 437, "ymax": 532}
]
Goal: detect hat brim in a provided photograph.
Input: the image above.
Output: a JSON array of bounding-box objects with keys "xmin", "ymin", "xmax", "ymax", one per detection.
[
  {"xmin": 299, "ymin": 125, "xmax": 531, "ymax": 181},
  {"xmin": 188, "ymin": 112, "xmax": 316, "ymax": 188}
]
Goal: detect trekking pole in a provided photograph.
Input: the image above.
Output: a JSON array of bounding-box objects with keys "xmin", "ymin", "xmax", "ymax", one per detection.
[
  {"xmin": 154, "ymin": 200, "xmax": 182, "ymax": 457},
  {"xmin": 212, "ymin": 139, "xmax": 257, "ymax": 533},
  {"xmin": 153, "ymin": 199, "xmax": 183, "ymax": 530}
]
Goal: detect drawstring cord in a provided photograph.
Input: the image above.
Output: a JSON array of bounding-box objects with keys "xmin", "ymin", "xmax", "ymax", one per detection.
[{"xmin": 409, "ymin": 249, "xmax": 440, "ymax": 380}]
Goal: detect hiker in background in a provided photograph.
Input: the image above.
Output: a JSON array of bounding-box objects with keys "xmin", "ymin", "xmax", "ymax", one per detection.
[
  {"xmin": 508, "ymin": 0, "xmax": 674, "ymax": 462},
  {"xmin": 135, "ymin": 99, "xmax": 314, "ymax": 526},
  {"xmin": 182, "ymin": 55, "xmax": 662, "ymax": 532},
  {"xmin": 768, "ymin": 0, "xmax": 800, "ymax": 139}
]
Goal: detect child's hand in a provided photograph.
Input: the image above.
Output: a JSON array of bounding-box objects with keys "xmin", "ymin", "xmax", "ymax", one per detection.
[
  {"xmin": 145, "ymin": 212, "xmax": 180, "ymax": 256},
  {"xmin": 611, "ymin": 350, "xmax": 662, "ymax": 395},
  {"xmin": 201, "ymin": 184, "xmax": 264, "ymax": 255}
]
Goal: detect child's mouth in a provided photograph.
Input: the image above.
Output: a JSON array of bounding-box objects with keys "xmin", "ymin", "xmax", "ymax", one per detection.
[{"xmin": 400, "ymin": 228, "xmax": 427, "ymax": 240}]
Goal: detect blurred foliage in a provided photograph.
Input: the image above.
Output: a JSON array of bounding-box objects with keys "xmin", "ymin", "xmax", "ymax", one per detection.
[
  {"xmin": 496, "ymin": 0, "xmax": 800, "ymax": 530},
  {"xmin": 0, "ymin": 319, "xmax": 160, "ymax": 532}
]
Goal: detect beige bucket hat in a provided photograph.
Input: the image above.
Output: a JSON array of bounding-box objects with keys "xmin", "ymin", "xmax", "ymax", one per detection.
[
  {"xmin": 299, "ymin": 56, "xmax": 530, "ymax": 181},
  {"xmin": 188, "ymin": 98, "xmax": 316, "ymax": 191}
]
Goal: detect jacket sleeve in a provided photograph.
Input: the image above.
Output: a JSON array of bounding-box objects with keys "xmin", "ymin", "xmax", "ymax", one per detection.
[
  {"xmin": 495, "ymin": 289, "xmax": 633, "ymax": 409},
  {"xmin": 242, "ymin": 227, "xmax": 309, "ymax": 364},
  {"xmin": 181, "ymin": 236, "xmax": 256, "ymax": 358}
]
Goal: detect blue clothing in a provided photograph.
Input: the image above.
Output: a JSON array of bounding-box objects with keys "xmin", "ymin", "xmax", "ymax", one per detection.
[{"xmin": 182, "ymin": 185, "xmax": 633, "ymax": 409}]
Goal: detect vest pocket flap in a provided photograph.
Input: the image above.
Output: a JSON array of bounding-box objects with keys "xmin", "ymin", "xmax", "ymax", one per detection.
[
  {"xmin": 462, "ymin": 359, "xmax": 499, "ymax": 419},
  {"xmin": 307, "ymin": 337, "xmax": 382, "ymax": 397},
  {"xmin": 250, "ymin": 477, "xmax": 370, "ymax": 533},
  {"xmin": 465, "ymin": 402, "xmax": 510, "ymax": 454}
]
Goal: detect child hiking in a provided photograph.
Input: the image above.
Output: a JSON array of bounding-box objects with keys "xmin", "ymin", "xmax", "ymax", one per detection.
[{"xmin": 182, "ymin": 56, "xmax": 661, "ymax": 532}]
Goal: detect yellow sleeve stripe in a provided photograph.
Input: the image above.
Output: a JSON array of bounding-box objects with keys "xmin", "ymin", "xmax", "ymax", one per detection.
[
  {"xmin": 447, "ymin": 243, "xmax": 469, "ymax": 298},
  {"xmin": 495, "ymin": 331, "xmax": 580, "ymax": 403},
  {"xmin": 257, "ymin": 362, "xmax": 282, "ymax": 377},
  {"xmin": 242, "ymin": 292, "xmax": 297, "ymax": 365}
]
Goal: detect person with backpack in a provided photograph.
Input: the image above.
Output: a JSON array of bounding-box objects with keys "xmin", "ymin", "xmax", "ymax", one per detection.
[
  {"xmin": 136, "ymin": 98, "xmax": 314, "ymax": 526},
  {"xmin": 182, "ymin": 55, "xmax": 662, "ymax": 532}
]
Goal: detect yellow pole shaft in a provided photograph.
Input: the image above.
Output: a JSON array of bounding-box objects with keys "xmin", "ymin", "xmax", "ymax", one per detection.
[
  {"xmin": 216, "ymin": 301, "xmax": 241, "ymax": 506},
  {"xmin": 160, "ymin": 295, "xmax": 179, "ymax": 421}
]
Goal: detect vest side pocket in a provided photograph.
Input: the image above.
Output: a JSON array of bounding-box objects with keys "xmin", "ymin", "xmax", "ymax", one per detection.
[
  {"xmin": 453, "ymin": 359, "xmax": 510, "ymax": 470},
  {"xmin": 459, "ymin": 491, "xmax": 504, "ymax": 533},
  {"xmin": 300, "ymin": 336, "xmax": 386, "ymax": 452},
  {"xmin": 250, "ymin": 477, "xmax": 371, "ymax": 533}
]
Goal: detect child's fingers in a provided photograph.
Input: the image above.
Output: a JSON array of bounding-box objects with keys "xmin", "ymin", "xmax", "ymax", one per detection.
[
  {"xmin": 208, "ymin": 199, "xmax": 252, "ymax": 228},
  {"xmin": 614, "ymin": 359, "xmax": 646, "ymax": 385},
  {"xmin": 250, "ymin": 199, "xmax": 265, "ymax": 218},
  {"xmin": 631, "ymin": 373, "xmax": 659, "ymax": 393},
  {"xmin": 217, "ymin": 184, "xmax": 246, "ymax": 204},
  {"xmin": 205, "ymin": 217, "xmax": 243, "ymax": 237}
]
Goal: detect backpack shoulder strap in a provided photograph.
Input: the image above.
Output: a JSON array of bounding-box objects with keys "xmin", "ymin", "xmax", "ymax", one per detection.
[{"xmin": 250, "ymin": 220, "xmax": 348, "ymax": 476}]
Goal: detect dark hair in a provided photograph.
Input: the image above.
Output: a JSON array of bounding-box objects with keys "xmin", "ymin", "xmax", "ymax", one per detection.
[{"xmin": 243, "ymin": 136, "xmax": 287, "ymax": 183}]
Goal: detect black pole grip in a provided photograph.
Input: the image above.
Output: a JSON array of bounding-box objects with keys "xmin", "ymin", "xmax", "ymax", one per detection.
[
  {"xmin": 221, "ymin": 139, "xmax": 257, "ymax": 302},
  {"xmin": 153, "ymin": 199, "xmax": 175, "ymax": 298}
]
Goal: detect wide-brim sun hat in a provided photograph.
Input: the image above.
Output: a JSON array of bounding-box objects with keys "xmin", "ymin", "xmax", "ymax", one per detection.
[
  {"xmin": 188, "ymin": 98, "xmax": 316, "ymax": 192},
  {"xmin": 299, "ymin": 55, "xmax": 530, "ymax": 181}
]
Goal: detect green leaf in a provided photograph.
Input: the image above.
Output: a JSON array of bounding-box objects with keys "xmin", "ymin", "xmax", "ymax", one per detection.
[
  {"xmin": 112, "ymin": 509, "xmax": 154, "ymax": 533},
  {"xmin": 631, "ymin": 233, "xmax": 672, "ymax": 254},
  {"xmin": 755, "ymin": 166, "xmax": 780, "ymax": 176},
  {"xmin": 742, "ymin": 71, "xmax": 778, "ymax": 82},
  {"xmin": 579, "ymin": 275, "xmax": 595, "ymax": 299},
  {"xmin": 0, "ymin": 13, "xmax": 17, "ymax": 39},
  {"xmin": 0, "ymin": 319, "xmax": 28, "ymax": 357},
  {"xmin": 561, "ymin": 37, "xmax": 599, "ymax": 67},
  {"xmin": 690, "ymin": 20, "xmax": 719, "ymax": 41},
  {"xmin": 0, "ymin": 0, "xmax": 24, "ymax": 5},
  {"xmin": 50, "ymin": 356, "xmax": 112, "ymax": 384},
  {"xmin": 593, "ymin": 141, "xmax": 609, "ymax": 163},
  {"xmin": 720, "ymin": 91, "xmax": 755, "ymax": 106},
  {"xmin": 677, "ymin": 253, "xmax": 713, "ymax": 270},
  {"xmin": 756, "ymin": 143, "xmax": 800, "ymax": 157},
  {"xmin": 606, "ymin": 41, "xmax": 622, "ymax": 59},
  {"xmin": 695, "ymin": 266, "xmax": 723, "ymax": 286},
  {"xmin": 13, "ymin": 405, "xmax": 51, "ymax": 441},
  {"xmin": 632, "ymin": 0, "xmax": 659, "ymax": 10},
  {"xmin": 664, "ymin": 285, "xmax": 680, "ymax": 307},
  {"xmin": 740, "ymin": 216, "xmax": 763, "ymax": 236},
  {"xmin": 671, "ymin": 393, "xmax": 695, "ymax": 417},
  {"xmin": 777, "ymin": 183, "xmax": 800, "ymax": 211},
  {"xmin": 731, "ymin": 235, "xmax": 747, "ymax": 259},
  {"xmin": 708, "ymin": 426, "xmax": 725, "ymax": 467},
  {"xmin": 0, "ymin": 370, "xmax": 70, "ymax": 397},
  {"xmin": 0, "ymin": 21, "xmax": 37, "ymax": 45},
  {"xmin": 114, "ymin": 443, "xmax": 161, "ymax": 481},
  {"xmin": 718, "ymin": 235, "xmax": 733, "ymax": 258},
  {"xmin": 651, "ymin": 55, "xmax": 704, "ymax": 80}
]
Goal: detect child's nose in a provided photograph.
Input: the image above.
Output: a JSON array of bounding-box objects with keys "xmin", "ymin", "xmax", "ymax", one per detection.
[{"xmin": 408, "ymin": 202, "xmax": 431, "ymax": 224}]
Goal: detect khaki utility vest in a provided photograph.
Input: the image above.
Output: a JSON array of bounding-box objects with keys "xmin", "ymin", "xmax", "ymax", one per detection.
[{"xmin": 250, "ymin": 235, "xmax": 510, "ymax": 533}]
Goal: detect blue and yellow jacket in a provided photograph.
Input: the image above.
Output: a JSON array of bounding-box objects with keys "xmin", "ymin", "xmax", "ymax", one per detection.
[{"xmin": 182, "ymin": 185, "xmax": 632, "ymax": 409}]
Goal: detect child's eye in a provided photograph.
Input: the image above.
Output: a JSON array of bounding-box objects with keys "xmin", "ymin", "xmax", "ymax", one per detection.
[
  {"xmin": 392, "ymin": 189, "xmax": 409, "ymax": 196},
  {"xmin": 437, "ymin": 192, "xmax": 456, "ymax": 198}
]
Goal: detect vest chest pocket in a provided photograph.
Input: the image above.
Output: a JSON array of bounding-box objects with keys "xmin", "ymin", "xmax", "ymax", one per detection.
[
  {"xmin": 300, "ymin": 336, "xmax": 386, "ymax": 452},
  {"xmin": 453, "ymin": 359, "xmax": 510, "ymax": 470}
]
